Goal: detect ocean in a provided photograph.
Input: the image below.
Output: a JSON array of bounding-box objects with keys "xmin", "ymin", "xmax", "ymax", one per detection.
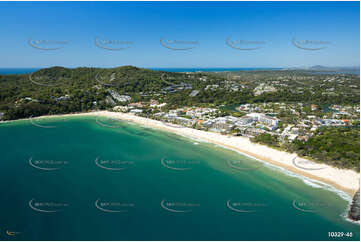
[
  {"xmin": 0, "ymin": 67, "xmax": 281, "ymax": 75},
  {"xmin": 0, "ymin": 68, "xmax": 40, "ymax": 75},
  {"xmin": 0, "ymin": 67, "xmax": 358, "ymax": 75},
  {"xmin": 0, "ymin": 116, "xmax": 359, "ymax": 241}
]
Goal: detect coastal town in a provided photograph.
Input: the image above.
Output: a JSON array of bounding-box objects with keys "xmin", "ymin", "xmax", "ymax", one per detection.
[
  {"xmin": 96, "ymin": 70, "xmax": 360, "ymax": 138},
  {"xmin": 0, "ymin": 66, "xmax": 358, "ymax": 168},
  {"xmin": 0, "ymin": 67, "xmax": 359, "ymax": 170},
  {"xmin": 110, "ymin": 98, "xmax": 359, "ymax": 143},
  {"xmin": 0, "ymin": 1, "xmax": 360, "ymax": 240},
  {"xmin": 1, "ymin": 66, "xmax": 359, "ymax": 224}
]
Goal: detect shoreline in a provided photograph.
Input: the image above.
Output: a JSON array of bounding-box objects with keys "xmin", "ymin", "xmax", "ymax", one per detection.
[{"xmin": 1, "ymin": 111, "xmax": 359, "ymax": 197}]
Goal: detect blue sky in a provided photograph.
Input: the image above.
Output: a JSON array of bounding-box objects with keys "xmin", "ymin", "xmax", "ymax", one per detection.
[{"xmin": 0, "ymin": 1, "xmax": 359, "ymax": 68}]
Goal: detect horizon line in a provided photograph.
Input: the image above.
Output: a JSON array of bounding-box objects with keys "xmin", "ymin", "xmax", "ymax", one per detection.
[{"xmin": 0, "ymin": 65, "xmax": 359, "ymax": 69}]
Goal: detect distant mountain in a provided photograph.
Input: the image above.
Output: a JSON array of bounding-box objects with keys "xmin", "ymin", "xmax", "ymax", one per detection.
[
  {"xmin": 308, "ymin": 65, "xmax": 359, "ymax": 71},
  {"xmin": 285, "ymin": 65, "xmax": 360, "ymax": 72}
]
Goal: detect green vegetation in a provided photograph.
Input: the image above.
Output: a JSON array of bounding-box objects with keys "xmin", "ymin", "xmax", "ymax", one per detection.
[
  {"xmin": 1, "ymin": 66, "xmax": 360, "ymax": 120},
  {"xmin": 288, "ymin": 127, "xmax": 360, "ymax": 171},
  {"xmin": 251, "ymin": 127, "xmax": 360, "ymax": 171},
  {"xmin": 251, "ymin": 133, "xmax": 280, "ymax": 147},
  {"xmin": 0, "ymin": 66, "xmax": 359, "ymax": 171}
]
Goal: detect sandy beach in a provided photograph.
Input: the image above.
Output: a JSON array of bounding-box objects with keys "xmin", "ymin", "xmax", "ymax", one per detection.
[{"xmin": 4, "ymin": 111, "xmax": 359, "ymax": 197}]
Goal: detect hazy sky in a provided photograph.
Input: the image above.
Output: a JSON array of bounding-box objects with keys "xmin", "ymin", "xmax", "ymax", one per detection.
[{"xmin": 0, "ymin": 1, "xmax": 359, "ymax": 68}]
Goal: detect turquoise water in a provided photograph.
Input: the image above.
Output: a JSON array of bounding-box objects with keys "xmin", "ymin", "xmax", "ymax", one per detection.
[{"xmin": 0, "ymin": 116, "xmax": 359, "ymax": 241}]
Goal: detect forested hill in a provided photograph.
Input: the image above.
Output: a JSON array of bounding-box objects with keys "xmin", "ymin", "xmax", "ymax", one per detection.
[
  {"xmin": 0, "ymin": 66, "xmax": 359, "ymax": 120},
  {"xmin": 0, "ymin": 65, "xmax": 203, "ymax": 119}
]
